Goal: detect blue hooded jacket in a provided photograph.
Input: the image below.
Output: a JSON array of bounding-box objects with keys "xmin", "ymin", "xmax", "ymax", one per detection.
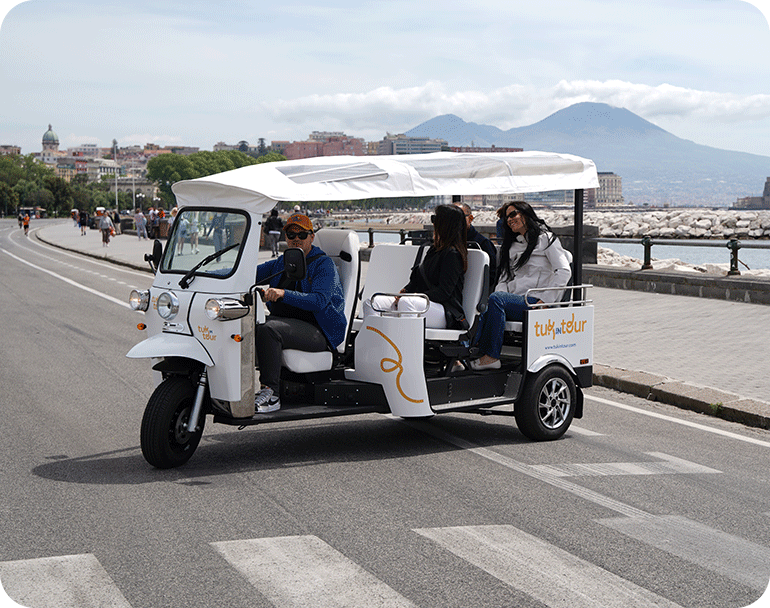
[{"xmin": 256, "ymin": 245, "xmax": 346, "ymax": 348}]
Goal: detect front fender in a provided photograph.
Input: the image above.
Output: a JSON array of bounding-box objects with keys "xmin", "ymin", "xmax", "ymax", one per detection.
[{"xmin": 126, "ymin": 333, "xmax": 214, "ymax": 367}]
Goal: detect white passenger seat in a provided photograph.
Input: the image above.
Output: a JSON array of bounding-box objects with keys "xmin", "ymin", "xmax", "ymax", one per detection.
[
  {"xmin": 281, "ymin": 229, "xmax": 360, "ymax": 373},
  {"xmin": 353, "ymin": 244, "xmax": 489, "ymax": 341}
]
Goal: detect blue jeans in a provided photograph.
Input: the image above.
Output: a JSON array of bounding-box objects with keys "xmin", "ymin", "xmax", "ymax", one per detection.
[{"xmin": 474, "ymin": 291, "xmax": 539, "ymax": 359}]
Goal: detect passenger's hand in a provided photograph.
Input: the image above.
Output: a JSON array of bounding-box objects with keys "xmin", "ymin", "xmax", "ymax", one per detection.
[{"xmin": 263, "ymin": 287, "xmax": 285, "ymax": 302}]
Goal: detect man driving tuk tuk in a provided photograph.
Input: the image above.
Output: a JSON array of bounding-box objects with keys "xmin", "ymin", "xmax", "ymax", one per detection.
[{"xmin": 253, "ymin": 213, "xmax": 346, "ymax": 413}]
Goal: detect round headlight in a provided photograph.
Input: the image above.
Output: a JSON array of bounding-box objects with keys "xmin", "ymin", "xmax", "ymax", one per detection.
[
  {"xmin": 156, "ymin": 291, "xmax": 179, "ymax": 320},
  {"xmin": 204, "ymin": 299, "xmax": 222, "ymax": 320},
  {"xmin": 205, "ymin": 298, "xmax": 249, "ymax": 320},
  {"xmin": 129, "ymin": 289, "xmax": 150, "ymax": 312}
]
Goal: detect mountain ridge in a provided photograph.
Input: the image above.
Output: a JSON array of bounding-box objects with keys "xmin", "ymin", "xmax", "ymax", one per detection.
[{"xmin": 405, "ymin": 102, "xmax": 770, "ymax": 206}]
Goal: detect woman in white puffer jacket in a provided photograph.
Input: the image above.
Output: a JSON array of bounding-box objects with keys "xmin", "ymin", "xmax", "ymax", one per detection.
[{"xmin": 471, "ymin": 201, "xmax": 571, "ymax": 370}]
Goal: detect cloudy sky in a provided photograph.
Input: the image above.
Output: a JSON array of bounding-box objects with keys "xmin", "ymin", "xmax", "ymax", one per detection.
[{"xmin": 1, "ymin": 0, "xmax": 770, "ymax": 157}]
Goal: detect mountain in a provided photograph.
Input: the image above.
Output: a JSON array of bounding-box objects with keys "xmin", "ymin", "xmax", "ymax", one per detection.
[{"xmin": 405, "ymin": 102, "xmax": 770, "ymax": 206}]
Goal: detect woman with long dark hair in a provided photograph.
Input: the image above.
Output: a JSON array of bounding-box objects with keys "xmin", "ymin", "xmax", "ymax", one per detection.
[
  {"xmin": 470, "ymin": 201, "xmax": 571, "ymax": 370},
  {"xmin": 365, "ymin": 204, "xmax": 467, "ymax": 328}
]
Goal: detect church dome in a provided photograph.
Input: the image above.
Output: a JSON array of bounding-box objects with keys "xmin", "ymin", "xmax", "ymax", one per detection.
[{"xmin": 42, "ymin": 124, "xmax": 59, "ymax": 144}]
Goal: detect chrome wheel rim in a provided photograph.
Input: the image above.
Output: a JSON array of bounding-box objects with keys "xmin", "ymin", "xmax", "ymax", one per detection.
[{"xmin": 537, "ymin": 378, "xmax": 571, "ymax": 429}]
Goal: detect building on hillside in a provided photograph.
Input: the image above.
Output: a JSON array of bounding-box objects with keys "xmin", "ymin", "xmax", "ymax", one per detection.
[
  {"xmin": 213, "ymin": 142, "xmax": 238, "ymax": 152},
  {"xmin": 66, "ymin": 144, "xmax": 100, "ymax": 157},
  {"xmin": 377, "ymin": 134, "xmax": 447, "ymax": 155},
  {"xmin": 167, "ymin": 146, "xmax": 199, "ymax": 156},
  {"xmin": 270, "ymin": 141, "xmax": 289, "ymax": 156},
  {"xmin": 733, "ymin": 177, "xmax": 770, "ymax": 209},
  {"xmin": 0, "ymin": 145, "xmax": 21, "ymax": 155},
  {"xmin": 85, "ymin": 157, "xmax": 120, "ymax": 182},
  {"xmin": 448, "ymin": 145, "xmax": 523, "ymax": 153},
  {"xmin": 283, "ymin": 133, "xmax": 364, "ymax": 160}
]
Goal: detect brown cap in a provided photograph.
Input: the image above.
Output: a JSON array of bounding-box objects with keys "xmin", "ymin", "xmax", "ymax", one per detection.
[{"xmin": 284, "ymin": 213, "xmax": 313, "ymax": 232}]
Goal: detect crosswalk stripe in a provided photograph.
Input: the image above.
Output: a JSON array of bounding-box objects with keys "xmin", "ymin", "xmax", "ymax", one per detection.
[
  {"xmin": 414, "ymin": 525, "xmax": 683, "ymax": 608},
  {"xmin": 212, "ymin": 536, "xmax": 418, "ymax": 608},
  {"xmin": 599, "ymin": 515, "xmax": 770, "ymax": 592},
  {"xmin": 529, "ymin": 452, "xmax": 721, "ymax": 477},
  {"xmin": 0, "ymin": 554, "xmax": 131, "ymax": 608}
]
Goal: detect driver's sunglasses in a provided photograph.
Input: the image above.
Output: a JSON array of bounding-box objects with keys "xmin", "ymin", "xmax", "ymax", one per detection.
[{"xmin": 286, "ymin": 230, "xmax": 311, "ymax": 240}]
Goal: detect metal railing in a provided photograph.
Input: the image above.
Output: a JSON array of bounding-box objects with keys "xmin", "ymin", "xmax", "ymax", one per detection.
[
  {"xmin": 598, "ymin": 237, "xmax": 770, "ymax": 276},
  {"xmin": 348, "ymin": 226, "xmax": 770, "ymax": 277}
]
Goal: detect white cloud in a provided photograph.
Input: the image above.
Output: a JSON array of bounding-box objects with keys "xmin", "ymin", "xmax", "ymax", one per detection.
[{"xmin": 264, "ymin": 80, "xmax": 770, "ymax": 132}]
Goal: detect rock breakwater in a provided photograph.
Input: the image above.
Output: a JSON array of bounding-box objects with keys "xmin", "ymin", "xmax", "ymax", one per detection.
[{"xmin": 383, "ymin": 208, "xmax": 770, "ymax": 240}]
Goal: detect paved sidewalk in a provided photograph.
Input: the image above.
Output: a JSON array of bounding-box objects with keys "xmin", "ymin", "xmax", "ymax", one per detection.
[{"xmin": 36, "ymin": 220, "xmax": 770, "ymax": 429}]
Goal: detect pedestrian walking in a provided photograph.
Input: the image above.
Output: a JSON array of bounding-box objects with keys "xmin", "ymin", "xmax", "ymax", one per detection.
[
  {"xmin": 99, "ymin": 211, "xmax": 114, "ymax": 247},
  {"xmin": 263, "ymin": 209, "xmax": 283, "ymax": 257},
  {"xmin": 134, "ymin": 208, "xmax": 148, "ymax": 240},
  {"xmin": 79, "ymin": 210, "xmax": 88, "ymax": 236}
]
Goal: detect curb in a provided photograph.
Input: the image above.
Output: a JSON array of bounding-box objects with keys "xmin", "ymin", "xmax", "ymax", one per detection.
[
  {"xmin": 593, "ymin": 364, "xmax": 770, "ymax": 430},
  {"xmin": 35, "ymin": 231, "xmax": 154, "ymax": 274}
]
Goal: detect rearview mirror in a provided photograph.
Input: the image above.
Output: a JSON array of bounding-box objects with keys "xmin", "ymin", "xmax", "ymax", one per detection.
[
  {"xmin": 282, "ymin": 247, "xmax": 307, "ymax": 281},
  {"xmin": 144, "ymin": 239, "xmax": 164, "ymax": 273}
]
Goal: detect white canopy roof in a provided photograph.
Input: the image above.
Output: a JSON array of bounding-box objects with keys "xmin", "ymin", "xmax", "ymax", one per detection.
[{"xmin": 172, "ymin": 151, "xmax": 599, "ymax": 213}]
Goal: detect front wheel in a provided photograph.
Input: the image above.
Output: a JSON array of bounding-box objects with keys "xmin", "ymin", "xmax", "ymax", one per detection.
[
  {"xmin": 141, "ymin": 377, "xmax": 205, "ymax": 468},
  {"xmin": 515, "ymin": 365, "xmax": 576, "ymax": 441}
]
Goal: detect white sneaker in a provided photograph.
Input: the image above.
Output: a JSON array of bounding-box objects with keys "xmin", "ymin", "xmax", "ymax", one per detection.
[
  {"xmin": 256, "ymin": 395, "xmax": 281, "ymax": 413},
  {"xmin": 254, "ymin": 386, "xmax": 273, "ymax": 408}
]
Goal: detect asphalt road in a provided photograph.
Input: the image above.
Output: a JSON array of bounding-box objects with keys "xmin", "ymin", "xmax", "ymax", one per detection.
[{"xmin": 1, "ymin": 219, "xmax": 769, "ymax": 608}]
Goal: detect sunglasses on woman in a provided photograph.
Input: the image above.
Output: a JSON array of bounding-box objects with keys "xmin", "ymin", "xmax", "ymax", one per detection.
[
  {"xmin": 505, "ymin": 209, "xmax": 521, "ymax": 220},
  {"xmin": 286, "ymin": 230, "xmax": 311, "ymax": 240}
]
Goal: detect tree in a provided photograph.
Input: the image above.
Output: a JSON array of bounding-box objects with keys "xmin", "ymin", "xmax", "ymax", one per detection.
[
  {"xmin": 44, "ymin": 176, "xmax": 74, "ymax": 216},
  {"xmin": 257, "ymin": 138, "xmax": 267, "ymax": 157},
  {"xmin": 256, "ymin": 152, "xmax": 286, "ymax": 164},
  {"xmin": 0, "ymin": 181, "xmax": 19, "ymax": 216},
  {"xmin": 146, "ymin": 150, "xmax": 259, "ymax": 207},
  {"xmin": 238, "ymin": 140, "xmax": 249, "ymax": 153},
  {"xmin": 146, "ymin": 154, "xmax": 199, "ymax": 207}
]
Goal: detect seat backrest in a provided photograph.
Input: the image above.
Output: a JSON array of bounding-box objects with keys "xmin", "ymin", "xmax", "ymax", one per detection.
[
  {"xmin": 461, "ymin": 248, "xmax": 489, "ymax": 322},
  {"xmin": 313, "ymin": 229, "xmax": 360, "ymax": 353},
  {"xmin": 359, "ymin": 244, "xmax": 489, "ymax": 334}
]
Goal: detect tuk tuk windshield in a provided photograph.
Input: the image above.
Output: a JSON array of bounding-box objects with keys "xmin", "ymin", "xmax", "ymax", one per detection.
[{"xmin": 161, "ymin": 209, "xmax": 249, "ymax": 277}]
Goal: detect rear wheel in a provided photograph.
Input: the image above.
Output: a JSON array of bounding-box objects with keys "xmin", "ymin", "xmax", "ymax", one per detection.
[
  {"xmin": 515, "ymin": 365, "xmax": 576, "ymax": 441},
  {"xmin": 141, "ymin": 377, "xmax": 205, "ymax": 468}
]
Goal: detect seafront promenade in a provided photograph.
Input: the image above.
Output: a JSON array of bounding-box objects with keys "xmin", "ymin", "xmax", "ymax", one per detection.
[{"xmin": 34, "ymin": 220, "xmax": 770, "ymax": 429}]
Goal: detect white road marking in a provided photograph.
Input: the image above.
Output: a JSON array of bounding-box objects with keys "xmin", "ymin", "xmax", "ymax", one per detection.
[
  {"xmin": 568, "ymin": 424, "xmax": 604, "ymax": 436},
  {"xmin": 395, "ymin": 416, "xmax": 650, "ymax": 518},
  {"xmin": 26, "ymin": 228, "xmax": 149, "ymax": 279},
  {"xmin": 212, "ymin": 535, "xmax": 418, "ymax": 608},
  {"xmin": 529, "ymin": 452, "xmax": 721, "ymax": 477},
  {"xmin": 414, "ymin": 525, "xmax": 683, "ymax": 608},
  {"xmin": 0, "ymin": 554, "xmax": 132, "ymax": 608},
  {"xmin": 397, "ymin": 417, "xmax": 770, "ymax": 591},
  {"xmin": 1, "ymin": 248, "xmax": 130, "ymax": 309},
  {"xmin": 586, "ymin": 394, "xmax": 770, "ymax": 448},
  {"xmin": 600, "ymin": 515, "xmax": 770, "ymax": 592}
]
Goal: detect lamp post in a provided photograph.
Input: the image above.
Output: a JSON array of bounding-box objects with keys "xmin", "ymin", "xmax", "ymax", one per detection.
[
  {"xmin": 112, "ymin": 139, "xmax": 118, "ymax": 210},
  {"xmin": 136, "ymin": 192, "xmax": 145, "ymax": 212}
]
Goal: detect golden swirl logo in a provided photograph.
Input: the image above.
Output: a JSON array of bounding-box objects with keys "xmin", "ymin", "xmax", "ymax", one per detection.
[{"xmin": 365, "ymin": 325, "xmax": 423, "ymax": 403}]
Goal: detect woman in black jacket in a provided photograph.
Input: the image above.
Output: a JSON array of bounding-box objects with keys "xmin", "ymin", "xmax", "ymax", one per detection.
[{"xmin": 366, "ymin": 204, "xmax": 467, "ymax": 328}]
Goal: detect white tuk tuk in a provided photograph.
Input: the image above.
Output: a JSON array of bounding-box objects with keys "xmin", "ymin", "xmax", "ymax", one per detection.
[{"xmin": 127, "ymin": 152, "xmax": 598, "ymax": 468}]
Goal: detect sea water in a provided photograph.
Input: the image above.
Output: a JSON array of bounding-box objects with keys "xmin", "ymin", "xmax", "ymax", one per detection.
[{"xmin": 597, "ymin": 240, "xmax": 770, "ymax": 271}]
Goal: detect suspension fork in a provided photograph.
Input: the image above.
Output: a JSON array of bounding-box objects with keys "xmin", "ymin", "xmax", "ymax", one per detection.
[{"xmin": 185, "ymin": 369, "xmax": 208, "ymax": 434}]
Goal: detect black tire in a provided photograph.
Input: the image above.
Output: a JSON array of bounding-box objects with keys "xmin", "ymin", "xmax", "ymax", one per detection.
[
  {"xmin": 515, "ymin": 365, "xmax": 576, "ymax": 441},
  {"xmin": 140, "ymin": 377, "xmax": 205, "ymax": 468}
]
